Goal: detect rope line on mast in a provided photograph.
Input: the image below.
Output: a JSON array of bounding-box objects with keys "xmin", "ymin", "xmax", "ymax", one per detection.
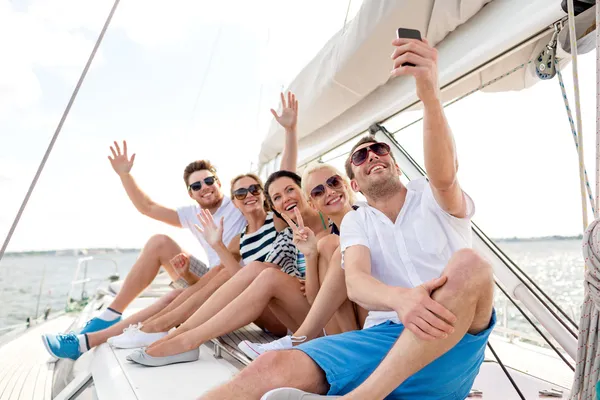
[
  {"xmin": 557, "ymin": 64, "xmax": 597, "ymax": 216},
  {"xmin": 567, "ymin": 0, "xmax": 590, "ymax": 230},
  {"xmin": 596, "ymin": 0, "xmax": 600, "ymax": 217},
  {"xmin": 0, "ymin": 0, "xmax": 122, "ymax": 264}
]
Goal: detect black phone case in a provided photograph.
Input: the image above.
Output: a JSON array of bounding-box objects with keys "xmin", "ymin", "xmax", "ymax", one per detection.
[{"xmin": 396, "ymin": 28, "xmax": 422, "ymax": 67}]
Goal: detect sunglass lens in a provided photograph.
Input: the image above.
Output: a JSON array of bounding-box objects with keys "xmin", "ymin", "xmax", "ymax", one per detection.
[
  {"xmin": 248, "ymin": 185, "xmax": 262, "ymax": 195},
  {"xmin": 351, "ymin": 148, "xmax": 368, "ymax": 166},
  {"xmin": 205, "ymin": 176, "xmax": 216, "ymax": 186},
  {"xmin": 190, "ymin": 183, "xmax": 202, "ymax": 191},
  {"xmin": 310, "ymin": 185, "xmax": 326, "ymax": 199},
  {"xmin": 372, "ymin": 143, "xmax": 390, "ymax": 156},
  {"xmin": 234, "ymin": 188, "xmax": 248, "ymax": 200},
  {"xmin": 327, "ymin": 176, "xmax": 342, "ymax": 189}
]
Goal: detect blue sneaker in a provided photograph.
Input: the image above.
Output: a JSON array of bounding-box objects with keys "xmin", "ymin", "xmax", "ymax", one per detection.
[
  {"xmin": 41, "ymin": 333, "xmax": 82, "ymax": 360},
  {"xmin": 79, "ymin": 316, "xmax": 122, "ymax": 335}
]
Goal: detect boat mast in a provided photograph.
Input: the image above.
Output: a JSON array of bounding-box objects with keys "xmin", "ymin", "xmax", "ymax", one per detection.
[{"xmin": 0, "ymin": 0, "xmax": 122, "ymax": 262}]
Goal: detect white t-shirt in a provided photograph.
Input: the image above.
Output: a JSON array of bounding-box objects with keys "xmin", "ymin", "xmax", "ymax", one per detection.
[
  {"xmin": 340, "ymin": 177, "xmax": 475, "ymax": 329},
  {"xmin": 177, "ymin": 196, "xmax": 247, "ymax": 268}
]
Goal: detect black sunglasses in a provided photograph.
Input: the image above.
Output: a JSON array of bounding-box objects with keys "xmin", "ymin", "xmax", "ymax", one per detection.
[
  {"xmin": 233, "ymin": 184, "xmax": 262, "ymax": 200},
  {"xmin": 310, "ymin": 175, "xmax": 343, "ymax": 199},
  {"xmin": 188, "ymin": 176, "xmax": 217, "ymax": 191},
  {"xmin": 351, "ymin": 142, "xmax": 391, "ymax": 166}
]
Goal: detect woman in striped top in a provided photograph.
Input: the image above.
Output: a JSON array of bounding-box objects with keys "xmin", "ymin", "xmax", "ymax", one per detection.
[{"xmin": 101, "ymin": 174, "xmax": 292, "ymax": 349}]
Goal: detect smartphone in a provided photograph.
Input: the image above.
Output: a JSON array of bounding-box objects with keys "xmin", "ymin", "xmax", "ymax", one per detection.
[{"xmin": 396, "ymin": 28, "xmax": 422, "ymax": 67}]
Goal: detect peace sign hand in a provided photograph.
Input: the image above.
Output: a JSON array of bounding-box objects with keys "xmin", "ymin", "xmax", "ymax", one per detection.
[
  {"xmin": 280, "ymin": 207, "xmax": 318, "ymax": 258},
  {"xmin": 194, "ymin": 209, "xmax": 224, "ymax": 248},
  {"xmin": 271, "ymin": 91, "xmax": 298, "ymax": 132},
  {"xmin": 108, "ymin": 140, "xmax": 136, "ymax": 177}
]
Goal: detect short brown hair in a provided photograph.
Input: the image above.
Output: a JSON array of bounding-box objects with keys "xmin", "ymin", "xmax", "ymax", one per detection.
[
  {"xmin": 344, "ymin": 136, "xmax": 397, "ymax": 180},
  {"xmin": 183, "ymin": 160, "xmax": 217, "ymax": 187},
  {"xmin": 230, "ymin": 173, "xmax": 270, "ymax": 211}
]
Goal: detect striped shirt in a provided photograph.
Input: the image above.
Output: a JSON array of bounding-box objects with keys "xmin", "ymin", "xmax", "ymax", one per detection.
[
  {"xmin": 239, "ymin": 212, "xmax": 277, "ymax": 265},
  {"xmin": 265, "ymin": 228, "xmax": 304, "ymax": 279}
]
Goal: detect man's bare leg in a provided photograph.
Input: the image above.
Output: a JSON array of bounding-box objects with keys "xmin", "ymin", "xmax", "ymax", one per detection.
[
  {"xmin": 86, "ymin": 288, "xmax": 184, "ymax": 348},
  {"xmin": 140, "ymin": 268, "xmax": 233, "ymax": 333},
  {"xmin": 109, "ymin": 234, "xmax": 184, "ymax": 313},
  {"xmin": 200, "ymin": 350, "xmax": 329, "ymax": 400},
  {"xmin": 145, "ymin": 267, "xmax": 310, "ymax": 357},
  {"xmin": 143, "ymin": 265, "xmax": 225, "ymax": 326},
  {"xmin": 343, "ymin": 249, "xmax": 494, "ymax": 400}
]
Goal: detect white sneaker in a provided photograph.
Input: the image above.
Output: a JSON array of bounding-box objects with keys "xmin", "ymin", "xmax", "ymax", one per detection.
[
  {"xmin": 107, "ymin": 323, "xmax": 168, "ymax": 349},
  {"xmin": 238, "ymin": 335, "xmax": 306, "ymax": 360},
  {"xmin": 261, "ymin": 388, "xmax": 339, "ymax": 399}
]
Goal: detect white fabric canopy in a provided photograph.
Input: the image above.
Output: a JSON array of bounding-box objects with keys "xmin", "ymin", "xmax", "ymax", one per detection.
[{"xmin": 258, "ymin": 0, "xmax": 567, "ymax": 167}]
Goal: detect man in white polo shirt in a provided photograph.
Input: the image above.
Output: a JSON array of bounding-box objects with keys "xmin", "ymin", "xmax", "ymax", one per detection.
[
  {"xmin": 200, "ymin": 37, "xmax": 494, "ymax": 400},
  {"xmin": 78, "ymin": 144, "xmax": 246, "ymax": 335}
]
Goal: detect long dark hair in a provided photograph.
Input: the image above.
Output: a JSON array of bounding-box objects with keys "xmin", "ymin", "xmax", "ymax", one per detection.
[{"xmin": 264, "ymin": 170, "xmax": 302, "ymax": 220}]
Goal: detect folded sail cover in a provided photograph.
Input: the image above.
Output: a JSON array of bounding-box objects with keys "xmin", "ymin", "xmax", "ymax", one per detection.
[{"xmin": 258, "ymin": 0, "xmax": 568, "ymax": 167}]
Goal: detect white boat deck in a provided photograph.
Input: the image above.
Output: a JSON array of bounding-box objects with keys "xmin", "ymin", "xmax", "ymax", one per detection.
[
  {"xmin": 0, "ymin": 315, "xmax": 74, "ymax": 400},
  {"xmin": 80, "ymin": 296, "xmax": 573, "ymax": 400}
]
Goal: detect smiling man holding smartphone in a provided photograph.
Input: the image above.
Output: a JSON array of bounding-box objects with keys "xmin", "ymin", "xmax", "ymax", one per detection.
[{"xmin": 201, "ymin": 31, "xmax": 495, "ymax": 400}]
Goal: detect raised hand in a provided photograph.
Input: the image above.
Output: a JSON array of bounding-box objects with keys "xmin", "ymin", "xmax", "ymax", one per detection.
[
  {"xmin": 393, "ymin": 276, "xmax": 457, "ymax": 341},
  {"xmin": 170, "ymin": 253, "xmax": 190, "ymax": 277},
  {"xmin": 194, "ymin": 209, "xmax": 224, "ymax": 248},
  {"xmin": 108, "ymin": 140, "xmax": 136, "ymax": 176},
  {"xmin": 390, "ymin": 38, "xmax": 440, "ymax": 104},
  {"xmin": 271, "ymin": 91, "xmax": 298, "ymax": 132},
  {"xmin": 280, "ymin": 207, "xmax": 318, "ymax": 258}
]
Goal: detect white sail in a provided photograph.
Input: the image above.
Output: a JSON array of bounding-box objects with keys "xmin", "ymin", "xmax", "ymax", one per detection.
[{"xmin": 258, "ymin": 0, "xmax": 567, "ymax": 168}]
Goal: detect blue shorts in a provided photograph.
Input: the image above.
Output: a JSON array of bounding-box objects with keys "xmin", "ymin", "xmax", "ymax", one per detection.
[{"xmin": 297, "ymin": 309, "xmax": 496, "ymax": 400}]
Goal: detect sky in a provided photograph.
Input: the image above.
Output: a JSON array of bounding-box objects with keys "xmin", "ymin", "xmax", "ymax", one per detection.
[{"xmin": 0, "ymin": 0, "xmax": 598, "ymax": 253}]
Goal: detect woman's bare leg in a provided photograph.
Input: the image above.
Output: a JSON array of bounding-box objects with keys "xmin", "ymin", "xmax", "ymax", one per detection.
[
  {"xmin": 141, "ymin": 268, "xmax": 233, "ymax": 333},
  {"xmin": 292, "ymin": 247, "xmax": 358, "ymax": 341},
  {"xmin": 146, "ymin": 268, "xmax": 309, "ymax": 357},
  {"xmin": 146, "ymin": 261, "xmax": 275, "ymax": 347},
  {"xmin": 143, "ymin": 264, "xmax": 225, "ymax": 326},
  {"xmin": 253, "ymin": 306, "xmax": 288, "ymax": 337}
]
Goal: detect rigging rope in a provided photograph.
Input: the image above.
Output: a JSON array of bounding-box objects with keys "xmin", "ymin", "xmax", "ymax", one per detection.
[
  {"xmin": 596, "ymin": 0, "xmax": 600, "ymax": 217},
  {"xmin": 570, "ymin": 219, "xmax": 600, "ymax": 399},
  {"xmin": 0, "ymin": 0, "xmax": 121, "ymax": 264},
  {"xmin": 557, "ymin": 65, "xmax": 597, "ymax": 216},
  {"xmin": 568, "ymin": 0, "xmax": 590, "ymax": 231},
  {"xmin": 487, "ymin": 343, "xmax": 526, "ymax": 400}
]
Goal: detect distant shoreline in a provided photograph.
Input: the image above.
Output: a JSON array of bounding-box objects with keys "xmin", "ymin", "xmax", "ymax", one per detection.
[
  {"xmin": 4, "ymin": 248, "xmax": 141, "ymax": 257},
  {"xmin": 3, "ymin": 235, "xmax": 584, "ymax": 256}
]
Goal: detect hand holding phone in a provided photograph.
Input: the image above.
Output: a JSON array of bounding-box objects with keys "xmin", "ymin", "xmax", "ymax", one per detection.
[{"xmin": 396, "ymin": 28, "xmax": 422, "ymax": 67}]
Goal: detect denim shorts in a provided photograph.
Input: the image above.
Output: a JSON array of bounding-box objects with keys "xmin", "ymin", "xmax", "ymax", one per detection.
[{"xmin": 296, "ymin": 309, "xmax": 496, "ymax": 399}]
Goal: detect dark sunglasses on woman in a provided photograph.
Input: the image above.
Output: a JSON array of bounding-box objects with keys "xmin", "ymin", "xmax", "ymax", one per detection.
[
  {"xmin": 351, "ymin": 142, "xmax": 391, "ymax": 166},
  {"xmin": 188, "ymin": 176, "xmax": 217, "ymax": 191},
  {"xmin": 233, "ymin": 184, "xmax": 263, "ymax": 200},
  {"xmin": 310, "ymin": 175, "xmax": 343, "ymax": 199}
]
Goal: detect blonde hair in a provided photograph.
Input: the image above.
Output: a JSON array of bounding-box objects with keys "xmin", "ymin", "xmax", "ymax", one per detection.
[{"xmin": 301, "ymin": 163, "xmax": 356, "ymax": 204}]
